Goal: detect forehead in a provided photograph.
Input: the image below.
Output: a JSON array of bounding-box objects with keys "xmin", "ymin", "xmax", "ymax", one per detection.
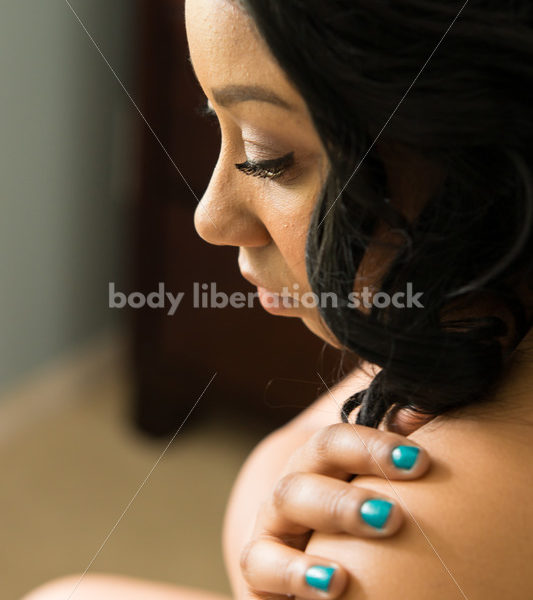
[{"xmin": 185, "ymin": 0, "xmax": 307, "ymax": 112}]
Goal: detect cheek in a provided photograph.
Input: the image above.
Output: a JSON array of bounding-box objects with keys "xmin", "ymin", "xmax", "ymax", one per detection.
[
  {"xmin": 262, "ymin": 173, "xmax": 324, "ymax": 286},
  {"xmin": 268, "ymin": 200, "xmax": 313, "ymax": 287},
  {"xmin": 278, "ymin": 215, "xmax": 308, "ymax": 257}
]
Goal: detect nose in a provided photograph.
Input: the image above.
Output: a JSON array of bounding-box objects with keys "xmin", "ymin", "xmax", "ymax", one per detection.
[{"xmin": 194, "ymin": 157, "xmax": 271, "ymax": 248}]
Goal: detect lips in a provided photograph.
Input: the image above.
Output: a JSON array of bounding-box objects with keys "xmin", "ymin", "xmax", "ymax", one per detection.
[
  {"xmin": 240, "ymin": 270, "xmax": 277, "ymax": 294},
  {"xmin": 240, "ymin": 271, "xmax": 297, "ymax": 313}
]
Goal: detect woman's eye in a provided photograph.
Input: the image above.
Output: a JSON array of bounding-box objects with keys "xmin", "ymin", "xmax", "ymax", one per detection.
[
  {"xmin": 196, "ymin": 100, "xmax": 295, "ymax": 182},
  {"xmin": 235, "ymin": 151, "xmax": 295, "ymax": 181}
]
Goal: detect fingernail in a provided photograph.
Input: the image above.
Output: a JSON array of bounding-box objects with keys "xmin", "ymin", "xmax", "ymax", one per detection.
[
  {"xmin": 392, "ymin": 445, "xmax": 420, "ymax": 470},
  {"xmin": 305, "ymin": 565, "xmax": 336, "ymax": 591},
  {"xmin": 360, "ymin": 498, "xmax": 393, "ymax": 529}
]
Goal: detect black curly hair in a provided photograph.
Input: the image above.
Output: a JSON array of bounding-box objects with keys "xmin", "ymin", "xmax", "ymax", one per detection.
[{"xmin": 239, "ymin": 0, "xmax": 533, "ymax": 428}]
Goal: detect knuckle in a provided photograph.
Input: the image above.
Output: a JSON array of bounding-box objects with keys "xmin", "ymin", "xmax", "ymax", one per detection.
[
  {"xmin": 328, "ymin": 485, "xmax": 355, "ymax": 524},
  {"xmin": 311, "ymin": 423, "xmax": 343, "ymax": 460},
  {"xmin": 272, "ymin": 472, "xmax": 299, "ymax": 510},
  {"xmin": 239, "ymin": 539, "xmax": 256, "ymax": 577}
]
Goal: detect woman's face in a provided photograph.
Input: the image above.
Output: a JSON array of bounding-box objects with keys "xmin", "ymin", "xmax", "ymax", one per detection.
[{"xmin": 185, "ymin": 0, "xmax": 336, "ymax": 343}]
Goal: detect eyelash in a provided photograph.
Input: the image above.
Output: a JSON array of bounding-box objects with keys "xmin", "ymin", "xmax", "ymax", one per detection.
[
  {"xmin": 235, "ymin": 152, "xmax": 295, "ymax": 181},
  {"xmin": 197, "ymin": 100, "xmax": 295, "ymax": 181}
]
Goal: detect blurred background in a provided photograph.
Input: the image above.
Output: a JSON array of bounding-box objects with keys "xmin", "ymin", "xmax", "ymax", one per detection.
[{"xmin": 0, "ymin": 0, "xmax": 343, "ymax": 598}]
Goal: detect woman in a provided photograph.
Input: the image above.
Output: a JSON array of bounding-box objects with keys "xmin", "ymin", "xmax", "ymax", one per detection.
[{"xmin": 25, "ymin": 1, "xmax": 533, "ymax": 599}]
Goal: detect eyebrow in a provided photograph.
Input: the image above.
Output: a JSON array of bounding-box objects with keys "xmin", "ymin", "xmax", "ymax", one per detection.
[{"xmin": 211, "ymin": 84, "xmax": 295, "ymax": 111}]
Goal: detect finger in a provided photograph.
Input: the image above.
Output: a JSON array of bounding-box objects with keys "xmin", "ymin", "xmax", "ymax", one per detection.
[
  {"xmin": 257, "ymin": 471, "xmax": 402, "ymax": 538},
  {"xmin": 241, "ymin": 536, "xmax": 349, "ymax": 599},
  {"xmin": 284, "ymin": 422, "xmax": 429, "ymax": 480},
  {"xmin": 246, "ymin": 591, "xmax": 289, "ymax": 600}
]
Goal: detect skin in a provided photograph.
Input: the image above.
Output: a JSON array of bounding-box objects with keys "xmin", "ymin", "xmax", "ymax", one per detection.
[
  {"xmin": 189, "ymin": 0, "xmax": 331, "ymax": 342},
  {"xmin": 227, "ymin": 332, "xmax": 533, "ymax": 600},
  {"xmin": 23, "ymin": 0, "xmax": 533, "ymax": 598},
  {"xmin": 187, "ymin": 0, "xmax": 445, "ymax": 346},
  {"xmin": 188, "ymin": 2, "xmax": 533, "ymax": 598}
]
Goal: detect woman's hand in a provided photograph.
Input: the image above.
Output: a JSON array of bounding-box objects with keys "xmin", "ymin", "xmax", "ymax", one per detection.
[{"xmin": 239, "ymin": 422, "xmax": 430, "ymax": 599}]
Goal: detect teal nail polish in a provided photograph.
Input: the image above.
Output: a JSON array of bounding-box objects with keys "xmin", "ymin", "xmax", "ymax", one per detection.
[
  {"xmin": 305, "ymin": 565, "xmax": 336, "ymax": 591},
  {"xmin": 360, "ymin": 499, "xmax": 393, "ymax": 529},
  {"xmin": 392, "ymin": 445, "xmax": 420, "ymax": 470}
]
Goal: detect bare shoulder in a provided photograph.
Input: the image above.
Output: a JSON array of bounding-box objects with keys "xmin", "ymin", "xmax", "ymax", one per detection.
[
  {"xmin": 302, "ymin": 414, "xmax": 533, "ymax": 600},
  {"xmin": 284, "ymin": 364, "xmax": 376, "ymax": 433},
  {"xmin": 222, "ymin": 365, "xmax": 375, "ymax": 595}
]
